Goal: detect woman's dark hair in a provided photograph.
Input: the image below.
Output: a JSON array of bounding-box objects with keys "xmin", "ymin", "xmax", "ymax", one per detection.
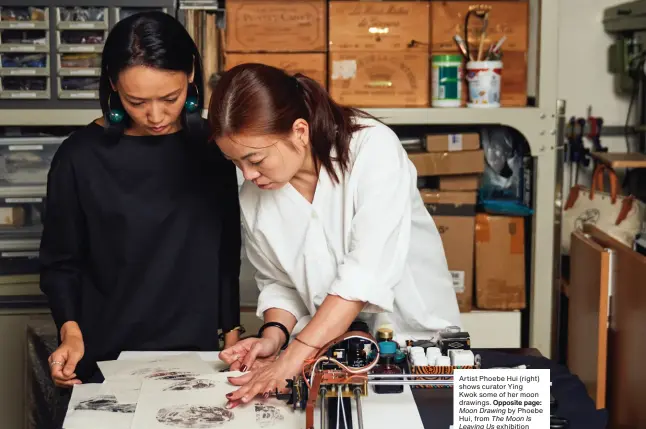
[
  {"xmin": 99, "ymin": 11, "xmax": 205, "ymax": 137},
  {"xmin": 208, "ymin": 63, "xmax": 373, "ymax": 184}
]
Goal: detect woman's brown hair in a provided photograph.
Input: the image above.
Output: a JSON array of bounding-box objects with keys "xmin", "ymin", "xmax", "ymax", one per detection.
[{"xmin": 207, "ymin": 63, "xmax": 372, "ymax": 183}]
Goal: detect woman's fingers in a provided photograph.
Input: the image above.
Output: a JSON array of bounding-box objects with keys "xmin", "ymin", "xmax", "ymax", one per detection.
[
  {"xmin": 240, "ymin": 342, "xmax": 264, "ymax": 372},
  {"xmin": 262, "ymin": 379, "xmax": 278, "ymax": 399},
  {"xmin": 227, "ymin": 371, "xmax": 254, "ymax": 386},
  {"xmin": 226, "ymin": 380, "xmax": 267, "ymax": 406},
  {"xmin": 63, "ymin": 351, "xmax": 82, "ymax": 378},
  {"xmin": 219, "ymin": 348, "xmax": 241, "ymax": 365},
  {"xmin": 49, "ymin": 351, "xmax": 68, "ymax": 381},
  {"xmin": 55, "ymin": 378, "xmax": 82, "ymax": 388}
]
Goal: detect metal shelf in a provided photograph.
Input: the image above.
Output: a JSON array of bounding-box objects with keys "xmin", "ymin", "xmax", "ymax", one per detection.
[
  {"xmin": 0, "ymin": 186, "xmax": 46, "ymax": 199},
  {"xmin": 0, "ymin": 108, "xmax": 555, "ymax": 155}
]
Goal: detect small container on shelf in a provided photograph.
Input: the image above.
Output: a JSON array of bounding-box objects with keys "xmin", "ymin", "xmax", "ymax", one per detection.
[
  {"xmin": 0, "ymin": 7, "xmax": 48, "ymax": 30},
  {"xmin": 0, "ymin": 191, "xmax": 44, "ymax": 276},
  {"xmin": 57, "ymin": 53, "xmax": 101, "ymax": 77},
  {"xmin": 0, "ymin": 137, "xmax": 63, "ymax": 187},
  {"xmin": 56, "ymin": 7, "xmax": 108, "ymax": 30},
  {"xmin": 115, "ymin": 7, "xmax": 168, "ymax": 22},
  {"xmin": 0, "ymin": 234, "xmax": 41, "ymax": 276},
  {"xmin": 0, "ymin": 29, "xmax": 49, "ymax": 53},
  {"xmin": 0, "ymin": 53, "xmax": 48, "ymax": 77},
  {"xmin": 0, "ymin": 76, "xmax": 49, "ymax": 99},
  {"xmin": 57, "ymin": 76, "xmax": 99, "ymax": 99},
  {"xmin": 56, "ymin": 30, "xmax": 106, "ymax": 53}
]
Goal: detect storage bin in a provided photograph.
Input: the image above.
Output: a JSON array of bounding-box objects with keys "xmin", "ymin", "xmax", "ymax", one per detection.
[
  {"xmin": 0, "ymin": 7, "xmax": 48, "ymax": 30},
  {"xmin": 57, "ymin": 76, "xmax": 99, "ymax": 99},
  {"xmin": 0, "ymin": 29, "xmax": 48, "ymax": 53},
  {"xmin": 56, "ymin": 30, "xmax": 106, "ymax": 53},
  {"xmin": 0, "ymin": 53, "xmax": 48, "ymax": 76},
  {"xmin": 57, "ymin": 53, "xmax": 100, "ymax": 77},
  {"xmin": 0, "ymin": 76, "xmax": 49, "ymax": 99},
  {"xmin": 56, "ymin": 7, "xmax": 108, "ymax": 30},
  {"xmin": 0, "ymin": 137, "xmax": 62, "ymax": 186}
]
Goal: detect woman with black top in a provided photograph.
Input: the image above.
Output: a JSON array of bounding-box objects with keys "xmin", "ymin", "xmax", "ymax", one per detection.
[{"xmin": 39, "ymin": 11, "xmax": 241, "ymax": 388}]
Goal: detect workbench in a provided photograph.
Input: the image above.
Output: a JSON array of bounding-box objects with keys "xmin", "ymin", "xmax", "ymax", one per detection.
[{"xmin": 25, "ymin": 318, "xmax": 607, "ymax": 429}]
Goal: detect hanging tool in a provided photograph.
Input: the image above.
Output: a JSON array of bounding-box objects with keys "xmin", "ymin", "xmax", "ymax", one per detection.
[
  {"xmin": 573, "ymin": 117, "xmax": 591, "ymax": 184},
  {"xmin": 464, "ymin": 5, "xmax": 492, "ymax": 61},
  {"xmin": 477, "ymin": 12, "xmax": 489, "ymax": 61},
  {"xmin": 586, "ymin": 116, "xmax": 607, "ymax": 153},
  {"xmin": 564, "ymin": 117, "xmax": 590, "ymax": 186}
]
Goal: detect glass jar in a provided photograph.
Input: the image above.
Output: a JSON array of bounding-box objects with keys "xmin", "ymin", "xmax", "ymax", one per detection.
[{"xmin": 373, "ymin": 341, "xmax": 404, "ymax": 394}]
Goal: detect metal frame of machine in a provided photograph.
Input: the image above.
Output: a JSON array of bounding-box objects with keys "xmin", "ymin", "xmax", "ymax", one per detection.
[{"xmin": 274, "ymin": 330, "xmax": 474, "ymax": 429}]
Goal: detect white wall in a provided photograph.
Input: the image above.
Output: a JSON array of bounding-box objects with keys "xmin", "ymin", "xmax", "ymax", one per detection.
[{"xmin": 556, "ymin": 0, "xmax": 634, "ymax": 187}]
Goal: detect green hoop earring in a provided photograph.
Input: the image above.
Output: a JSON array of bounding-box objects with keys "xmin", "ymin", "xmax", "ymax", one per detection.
[
  {"xmin": 184, "ymin": 83, "xmax": 200, "ymax": 113},
  {"xmin": 108, "ymin": 92, "xmax": 125, "ymax": 123}
]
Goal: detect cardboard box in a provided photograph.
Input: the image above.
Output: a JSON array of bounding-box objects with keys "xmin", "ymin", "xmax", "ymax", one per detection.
[
  {"xmin": 439, "ymin": 175, "xmax": 480, "ymax": 191},
  {"xmin": 425, "ymin": 133, "xmax": 480, "ymax": 152},
  {"xmin": 225, "ymin": 0, "xmax": 327, "ymax": 52},
  {"xmin": 474, "ymin": 214, "xmax": 526, "ymax": 310},
  {"xmin": 329, "ymin": 51, "xmax": 429, "ymax": 107},
  {"xmin": 329, "ymin": 1, "xmax": 430, "ymax": 52},
  {"xmin": 408, "ymin": 150, "xmax": 484, "ymax": 176},
  {"xmin": 421, "ymin": 190, "xmax": 477, "ymax": 312},
  {"xmin": 225, "ymin": 53, "xmax": 327, "ymax": 88}
]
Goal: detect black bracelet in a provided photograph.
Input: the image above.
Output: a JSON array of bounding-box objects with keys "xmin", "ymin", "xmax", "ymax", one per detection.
[{"xmin": 257, "ymin": 322, "xmax": 290, "ymax": 350}]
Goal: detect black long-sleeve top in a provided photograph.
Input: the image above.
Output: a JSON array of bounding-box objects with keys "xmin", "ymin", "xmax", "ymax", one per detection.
[{"xmin": 39, "ymin": 121, "xmax": 241, "ymax": 382}]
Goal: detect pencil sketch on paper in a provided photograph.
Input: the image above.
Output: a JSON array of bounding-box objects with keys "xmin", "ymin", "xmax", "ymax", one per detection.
[
  {"xmin": 155, "ymin": 404, "xmax": 234, "ymax": 428},
  {"xmin": 164, "ymin": 379, "xmax": 219, "ymax": 391},
  {"xmin": 74, "ymin": 395, "xmax": 136, "ymax": 414},
  {"xmin": 254, "ymin": 403, "xmax": 284, "ymax": 428}
]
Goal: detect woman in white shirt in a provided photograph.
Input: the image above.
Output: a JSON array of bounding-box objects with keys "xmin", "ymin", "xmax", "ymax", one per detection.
[{"xmin": 208, "ymin": 63, "xmax": 461, "ymax": 407}]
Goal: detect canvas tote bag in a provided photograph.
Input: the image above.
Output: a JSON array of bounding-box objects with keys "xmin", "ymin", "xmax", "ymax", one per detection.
[{"xmin": 562, "ymin": 164, "xmax": 644, "ymax": 253}]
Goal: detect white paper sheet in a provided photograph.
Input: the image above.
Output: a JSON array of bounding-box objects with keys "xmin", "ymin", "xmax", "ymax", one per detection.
[
  {"xmin": 62, "ymin": 383, "xmax": 135, "ymax": 429},
  {"xmin": 117, "ymin": 351, "xmax": 425, "ymax": 429},
  {"xmin": 131, "ymin": 372, "xmax": 304, "ymax": 429},
  {"xmin": 98, "ymin": 352, "xmax": 218, "ymax": 404}
]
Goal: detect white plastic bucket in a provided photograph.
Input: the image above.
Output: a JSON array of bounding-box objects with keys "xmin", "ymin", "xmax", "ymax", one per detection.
[{"xmin": 465, "ymin": 61, "xmax": 503, "ymax": 108}]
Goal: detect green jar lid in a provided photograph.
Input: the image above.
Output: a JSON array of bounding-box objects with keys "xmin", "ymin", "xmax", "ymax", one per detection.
[{"xmin": 433, "ymin": 54, "xmax": 463, "ymax": 62}]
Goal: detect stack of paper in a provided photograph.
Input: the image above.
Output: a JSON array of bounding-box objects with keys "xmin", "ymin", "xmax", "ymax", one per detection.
[
  {"xmin": 62, "ymin": 351, "xmax": 425, "ymax": 429},
  {"xmin": 62, "ymin": 352, "xmax": 305, "ymax": 429}
]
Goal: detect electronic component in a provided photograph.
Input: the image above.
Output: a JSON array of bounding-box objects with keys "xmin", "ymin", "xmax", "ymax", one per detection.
[{"xmin": 438, "ymin": 329, "xmax": 471, "ymax": 355}]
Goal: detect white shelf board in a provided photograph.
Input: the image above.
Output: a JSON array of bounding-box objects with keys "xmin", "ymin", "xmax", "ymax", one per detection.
[
  {"xmin": 0, "ymin": 108, "xmax": 554, "ymax": 154},
  {"xmin": 0, "ymin": 185, "xmax": 46, "ymax": 199},
  {"xmin": 460, "ymin": 310, "xmax": 521, "ymax": 349}
]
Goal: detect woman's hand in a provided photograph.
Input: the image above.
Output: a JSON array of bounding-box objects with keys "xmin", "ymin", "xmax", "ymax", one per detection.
[
  {"xmin": 219, "ymin": 336, "xmax": 281, "ymax": 372},
  {"xmin": 225, "ymin": 352, "xmax": 304, "ymax": 408},
  {"xmin": 48, "ymin": 322, "xmax": 85, "ymax": 388}
]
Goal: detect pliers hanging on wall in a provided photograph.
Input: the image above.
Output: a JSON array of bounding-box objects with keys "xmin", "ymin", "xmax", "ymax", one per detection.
[{"xmin": 565, "ymin": 117, "xmax": 590, "ymax": 185}]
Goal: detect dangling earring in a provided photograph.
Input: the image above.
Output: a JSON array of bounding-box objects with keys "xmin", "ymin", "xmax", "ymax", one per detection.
[
  {"xmin": 184, "ymin": 83, "xmax": 200, "ymax": 113},
  {"xmin": 107, "ymin": 91, "xmax": 125, "ymax": 123}
]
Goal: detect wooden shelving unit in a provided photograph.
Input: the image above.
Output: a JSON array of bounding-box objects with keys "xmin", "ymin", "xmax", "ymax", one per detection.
[
  {"xmin": 0, "ymin": 0, "xmax": 564, "ymax": 358},
  {"xmin": 592, "ymin": 152, "xmax": 646, "ymax": 169}
]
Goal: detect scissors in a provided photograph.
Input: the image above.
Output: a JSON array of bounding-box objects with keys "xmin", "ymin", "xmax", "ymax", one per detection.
[{"xmin": 551, "ymin": 415, "xmax": 570, "ymax": 429}]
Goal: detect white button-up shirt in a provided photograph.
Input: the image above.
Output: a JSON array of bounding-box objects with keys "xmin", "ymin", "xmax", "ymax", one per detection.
[{"xmin": 239, "ymin": 117, "xmax": 461, "ymax": 341}]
